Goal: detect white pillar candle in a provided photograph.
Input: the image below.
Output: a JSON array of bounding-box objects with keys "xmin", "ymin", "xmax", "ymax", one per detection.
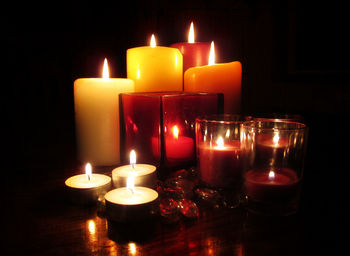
[
  {"xmin": 74, "ymin": 59, "xmax": 135, "ymax": 166},
  {"xmin": 65, "ymin": 163, "xmax": 112, "ymax": 204}
]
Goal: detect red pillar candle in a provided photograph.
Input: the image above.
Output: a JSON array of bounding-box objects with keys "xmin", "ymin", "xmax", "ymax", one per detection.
[
  {"xmin": 171, "ymin": 22, "xmax": 211, "ymax": 73},
  {"xmin": 245, "ymin": 168, "xmax": 300, "ymax": 203},
  {"xmin": 198, "ymin": 138, "xmax": 242, "ymax": 188}
]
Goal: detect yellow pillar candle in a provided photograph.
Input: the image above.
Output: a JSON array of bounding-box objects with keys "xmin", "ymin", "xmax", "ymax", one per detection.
[
  {"xmin": 127, "ymin": 34, "xmax": 183, "ymax": 92},
  {"xmin": 184, "ymin": 41, "xmax": 242, "ymax": 114},
  {"xmin": 74, "ymin": 59, "xmax": 135, "ymax": 166}
]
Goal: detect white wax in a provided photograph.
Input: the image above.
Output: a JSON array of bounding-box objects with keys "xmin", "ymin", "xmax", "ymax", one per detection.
[
  {"xmin": 112, "ymin": 164, "xmax": 156, "ymax": 177},
  {"xmin": 105, "ymin": 187, "xmax": 158, "ymax": 205},
  {"xmin": 65, "ymin": 174, "xmax": 111, "ymax": 189}
]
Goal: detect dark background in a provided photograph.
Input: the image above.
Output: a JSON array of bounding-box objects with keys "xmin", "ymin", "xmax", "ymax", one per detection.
[{"xmin": 2, "ymin": 0, "xmax": 348, "ymax": 253}]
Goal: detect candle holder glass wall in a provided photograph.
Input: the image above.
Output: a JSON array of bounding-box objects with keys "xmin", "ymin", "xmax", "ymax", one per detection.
[
  {"xmin": 120, "ymin": 92, "xmax": 223, "ymax": 176},
  {"xmin": 245, "ymin": 113, "xmax": 304, "ymax": 123},
  {"xmin": 195, "ymin": 114, "xmax": 245, "ymax": 207},
  {"xmin": 241, "ymin": 120, "xmax": 308, "ymax": 216}
]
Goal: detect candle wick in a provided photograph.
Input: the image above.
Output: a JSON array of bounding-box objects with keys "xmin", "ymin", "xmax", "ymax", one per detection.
[{"xmin": 131, "ymin": 163, "xmax": 136, "ymax": 169}]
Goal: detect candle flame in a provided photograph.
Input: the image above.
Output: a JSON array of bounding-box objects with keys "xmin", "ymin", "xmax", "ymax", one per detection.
[
  {"xmin": 273, "ymin": 133, "xmax": 279, "ymax": 145},
  {"xmin": 208, "ymin": 41, "xmax": 215, "ymax": 65},
  {"xmin": 172, "ymin": 125, "xmax": 179, "ymax": 139},
  {"xmin": 216, "ymin": 136, "xmax": 225, "ymax": 149},
  {"xmin": 188, "ymin": 21, "xmax": 195, "ymax": 43},
  {"xmin": 225, "ymin": 129, "xmax": 230, "ymax": 138},
  {"xmin": 127, "ymin": 174, "xmax": 135, "ymax": 194},
  {"xmin": 85, "ymin": 163, "xmax": 92, "ymax": 181},
  {"xmin": 102, "ymin": 58, "xmax": 109, "ymax": 79},
  {"xmin": 268, "ymin": 170, "xmax": 275, "ymax": 181},
  {"xmin": 130, "ymin": 149, "xmax": 136, "ymax": 168},
  {"xmin": 150, "ymin": 34, "xmax": 156, "ymax": 48},
  {"xmin": 129, "ymin": 243, "xmax": 137, "ymax": 255}
]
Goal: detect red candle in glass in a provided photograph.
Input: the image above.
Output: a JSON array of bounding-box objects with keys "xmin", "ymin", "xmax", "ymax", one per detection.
[
  {"xmin": 255, "ymin": 133, "xmax": 289, "ymax": 167},
  {"xmin": 170, "ymin": 22, "xmax": 210, "ymax": 73},
  {"xmin": 165, "ymin": 125, "xmax": 194, "ymax": 163},
  {"xmin": 198, "ymin": 138, "xmax": 242, "ymax": 188},
  {"xmin": 245, "ymin": 168, "xmax": 299, "ymax": 203}
]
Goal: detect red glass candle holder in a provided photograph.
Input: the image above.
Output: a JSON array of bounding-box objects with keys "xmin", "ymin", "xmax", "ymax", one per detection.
[
  {"xmin": 120, "ymin": 92, "xmax": 222, "ymax": 175},
  {"xmin": 241, "ymin": 120, "xmax": 308, "ymax": 215}
]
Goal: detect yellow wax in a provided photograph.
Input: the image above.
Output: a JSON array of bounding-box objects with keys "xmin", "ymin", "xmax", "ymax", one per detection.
[
  {"xmin": 105, "ymin": 187, "xmax": 158, "ymax": 205},
  {"xmin": 184, "ymin": 61, "xmax": 242, "ymax": 114},
  {"xmin": 74, "ymin": 78, "xmax": 134, "ymax": 166},
  {"xmin": 65, "ymin": 173, "xmax": 111, "ymax": 189},
  {"xmin": 127, "ymin": 46, "xmax": 183, "ymax": 92}
]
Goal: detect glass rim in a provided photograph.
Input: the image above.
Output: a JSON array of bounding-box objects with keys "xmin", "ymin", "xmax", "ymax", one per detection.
[
  {"xmin": 196, "ymin": 114, "xmax": 245, "ymax": 124},
  {"xmin": 242, "ymin": 120, "xmax": 308, "ymax": 131}
]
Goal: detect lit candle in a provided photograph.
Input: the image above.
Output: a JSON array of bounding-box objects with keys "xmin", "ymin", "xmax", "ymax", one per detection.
[
  {"xmin": 112, "ymin": 150, "xmax": 157, "ymax": 188},
  {"xmin": 105, "ymin": 175, "xmax": 159, "ymax": 222},
  {"xmin": 163, "ymin": 125, "xmax": 194, "ymax": 166},
  {"xmin": 184, "ymin": 41, "xmax": 242, "ymax": 114},
  {"xmin": 244, "ymin": 167, "xmax": 300, "ymax": 203},
  {"xmin": 127, "ymin": 34, "xmax": 183, "ymax": 92},
  {"xmin": 171, "ymin": 21, "xmax": 211, "ymax": 72},
  {"xmin": 65, "ymin": 163, "xmax": 112, "ymax": 204},
  {"xmin": 198, "ymin": 136, "xmax": 242, "ymax": 188},
  {"xmin": 74, "ymin": 58, "xmax": 135, "ymax": 166}
]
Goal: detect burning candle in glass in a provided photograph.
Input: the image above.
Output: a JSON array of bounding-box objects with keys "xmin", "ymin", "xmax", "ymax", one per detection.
[
  {"xmin": 165, "ymin": 125, "xmax": 194, "ymax": 164},
  {"xmin": 242, "ymin": 120, "xmax": 308, "ymax": 215}
]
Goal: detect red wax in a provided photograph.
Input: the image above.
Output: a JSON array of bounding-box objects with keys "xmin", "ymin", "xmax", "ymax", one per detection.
[
  {"xmin": 151, "ymin": 135, "xmax": 194, "ymax": 165},
  {"xmin": 171, "ymin": 42, "xmax": 211, "ymax": 72},
  {"xmin": 198, "ymin": 140, "xmax": 242, "ymax": 188},
  {"xmin": 256, "ymin": 134, "xmax": 289, "ymax": 167},
  {"xmin": 165, "ymin": 135, "xmax": 194, "ymax": 162},
  {"xmin": 245, "ymin": 168, "xmax": 299, "ymax": 203}
]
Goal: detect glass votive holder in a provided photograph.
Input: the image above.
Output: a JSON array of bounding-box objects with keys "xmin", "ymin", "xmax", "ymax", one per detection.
[
  {"xmin": 241, "ymin": 120, "xmax": 308, "ymax": 215},
  {"xmin": 195, "ymin": 115, "xmax": 245, "ymax": 207},
  {"xmin": 120, "ymin": 92, "xmax": 222, "ymax": 175},
  {"xmin": 245, "ymin": 113, "xmax": 304, "ymax": 123}
]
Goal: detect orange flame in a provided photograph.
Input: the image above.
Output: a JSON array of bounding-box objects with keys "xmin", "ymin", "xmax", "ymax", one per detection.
[{"xmin": 188, "ymin": 21, "xmax": 195, "ymax": 43}]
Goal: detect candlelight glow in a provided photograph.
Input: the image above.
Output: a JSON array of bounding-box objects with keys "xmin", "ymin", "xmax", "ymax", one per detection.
[
  {"xmin": 150, "ymin": 34, "xmax": 156, "ymax": 48},
  {"xmin": 102, "ymin": 58, "xmax": 109, "ymax": 79},
  {"xmin": 172, "ymin": 125, "xmax": 179, "ymax": 139},
  {"xmin": 88, "ymin": 219, "xmax": 96, "ymax": 235},
  {"xmin": 130, "ymin": 149, "xmax": 136, "ymax": 168},
  {"xmin": 208, "ymin": 41, "xmax": 215, "ymax": 65},
  {"xmin": 85, "ymin": 163, "xmax": 92, "ymax": 181},
  {"xmin": 268, "ymin": 170, "xmax": 275, "ymax": 181},
  {"xmin": 273, "ymin": 133, "xmax": 280, "ymax": 145},
  {"xmin": 216, "ymin": 136, "xmax": 225, "ymax": 149},
  {"xmin": 127, "ymin": 174, "xmax": 135, "ymax": 193},
  {"xmin": 225, "ymin": 129, "xmax": 230, "ymax": 138},
  {"xmin": 188, "ymin": 21, "xmax": 195, "ymax": 43},
  {"xmin": 129, "ymin": 242, "xmax": 137, "ymax": 255}
]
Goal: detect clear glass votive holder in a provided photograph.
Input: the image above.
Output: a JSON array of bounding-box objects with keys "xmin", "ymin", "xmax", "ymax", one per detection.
[
  {"xmin": 195, "ymin": 115, "xmax": 245, "ymax": 207},
  {"xmin": 241, "ymin": 120, "xmax": 308, "ymax": 215}
]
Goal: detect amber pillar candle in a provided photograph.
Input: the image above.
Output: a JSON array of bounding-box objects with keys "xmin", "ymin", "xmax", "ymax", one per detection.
[
  {"xmin": 184, "ymin": 42, "xmax": 242, "ymax": 114},
  {"xmin": 127, "ymin": 34, "xmax": 183, "ymax": 92}
]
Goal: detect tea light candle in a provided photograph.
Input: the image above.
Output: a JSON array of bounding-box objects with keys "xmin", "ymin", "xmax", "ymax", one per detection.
[
  {"xmin": 165, "ymin": 125, "xmax": 194, "ymax": 163},
  {"xmin": 65, "ymin": 163, "xmax": 112, "ymax": 204},
  {"xmin": 105, "ymin": 176, "xmax": 159, "ymax": 222},
  {"xmin": 112, "ymin": 150, "xmax": 157, "ymax": 188}
]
